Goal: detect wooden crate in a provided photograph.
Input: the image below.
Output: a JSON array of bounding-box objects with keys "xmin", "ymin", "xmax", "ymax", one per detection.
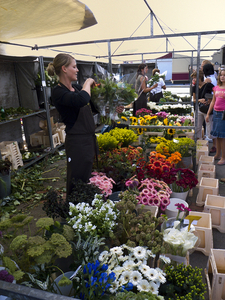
[
  {"xmin": 197, "ymin": 164, "xmax": 216, "ymax": 184},
  {"xmin": 0, "ymin": 141, "xmax": 23, "ymax": 170},
  {"xmin": 204, "ymin": 194, "xmax": 225, "ymax": 233},
  {"xmin": 136, "ymin": 204, "xmax": 158, "ymax": 217},
  {"xmin": 196, "ymin": 146, "xmax": 209, "ymax": 163},
  {"xmin": 30, "ymin": 131, "xmax": 44, "ymax": 147},
  {"xmin": 189, "ymin": 211, "xmax": 213, "ymax": 256},
  {"xmin": 196, "ymin": 177, "xmax": 219, "ymax": 207},
  {"xmin": 205, "ymin": 249, "xmax": 225, "ymax": 300}
]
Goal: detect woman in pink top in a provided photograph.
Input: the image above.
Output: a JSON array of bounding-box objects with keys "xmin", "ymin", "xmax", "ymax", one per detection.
[{"xmin": 206, "ymin": 68, "xmax": 225, "ymax": 165}]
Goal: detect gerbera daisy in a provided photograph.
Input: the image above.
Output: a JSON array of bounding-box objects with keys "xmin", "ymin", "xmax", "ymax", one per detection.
[
  {"xmin": 149, "ymin": 281, "xmax": 159, "ymax": 295},
  {"xmin": 137, "ymin": 279, "xmax": 150, "ymax": 292},
  {"xmin": 130, "ymin": 270, "xmax": 142, "ymax": 286},
  {"xmin": 146, "ymin": 268, "xmax": 158, "ymax": 281},
  {"xmin": 133, "ymin": 246, "xmax": 147, "ymax": 260}
]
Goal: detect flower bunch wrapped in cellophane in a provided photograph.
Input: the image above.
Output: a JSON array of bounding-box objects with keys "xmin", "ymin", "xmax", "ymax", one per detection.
[
  {"xmin": 162, "ymin": 219, "xmax": 198, "ymax": 257},
  {"xmin": 91, "ymin": 76, "xmax": 137, "ymax": 124},
  {"xmin": 147, "ymin": 72, "xmax": 166, "ymax": 87}
]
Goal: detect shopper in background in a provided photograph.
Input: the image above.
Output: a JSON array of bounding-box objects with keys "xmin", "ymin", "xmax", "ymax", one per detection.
[
  {"xmin": 150, "ymin": 68, "xmax": 166, "ymax": 103},
  {"xmin": 206, "ymin": 68, "xmax": 225, "ymax": 165},
  {"xmin": 133, "ymin": 63, "xmax": 158, "ymax": 116}
]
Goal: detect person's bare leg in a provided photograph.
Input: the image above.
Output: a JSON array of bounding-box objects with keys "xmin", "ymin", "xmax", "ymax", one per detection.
[
  {"xmin": 217, "ymin": 138, "xmax": 225, "ymax": 165},
  {"xmin": 214, "ymin": 138, "xmax": 222, "ymax": 160}
]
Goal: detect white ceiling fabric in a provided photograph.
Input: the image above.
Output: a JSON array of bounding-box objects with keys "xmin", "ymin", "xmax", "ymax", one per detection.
[
  {"xmin": 0, "ymin": 0, "xmax": 97, "ymax": 40},
  {"xmin": 1, "ymin": 0, "xmax": 225, "ymax": 64}
]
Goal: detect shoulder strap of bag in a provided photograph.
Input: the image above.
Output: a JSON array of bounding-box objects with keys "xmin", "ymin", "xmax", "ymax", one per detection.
[{"xmin": 138, "ymin": 75, "xmax": 146, "ymax": 95}]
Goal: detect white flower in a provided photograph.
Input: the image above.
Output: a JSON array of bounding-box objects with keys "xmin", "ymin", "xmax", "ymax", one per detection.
[
  {"xmin": 120, "ymin": 270, "xmax": 131, "ymax": 283},
  {"xmin": 139, "ymin": 264, "xmax": 151, "ymax": 276},
  {"xmin": 123, "ymin": 260, "xmax": 136, "ymax": 271},
  {"xmin": 157, "ymin": 272, "xmax": 166, "ymax": 284},
  {"xmin": 110, "ymin": 246, "xmax": 123, "ymax": 256},
  {"xmin": 133, "ymin": 246, "xmax": 147, "ymax": 260},
  {"xmin": 146, "ymin": 268, "xmax": 158, "ymax": 281},
  {"xmin": 159, "ymin": 254, "xmax": 171, "ymax": 264},
  {"xmin": 137, "ymin": 279, "xmax": 150, "ymax": 292},
  {"xmin": 130, "ymin": 270, "xmax": 142, "ymax": 286},
  {"xmin": 99, "ymin": 251, "xmax": 109, "ymax": 262},
  {"xmin": 149, "ymin": 281, "xmax": 159, "ymax": 295},
  {"xmin": 109, "ymin": 281, "xmax": 119, "ymax": 293}
]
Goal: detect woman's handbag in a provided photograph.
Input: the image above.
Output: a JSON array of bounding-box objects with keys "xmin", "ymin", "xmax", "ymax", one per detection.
[
  {"xmin": 133, "ymin": 76, "xmax": 147, "ymax": 116},
  {"xmin": 198, "ymin": 85, "xmax": 213, "ymax": 114}
]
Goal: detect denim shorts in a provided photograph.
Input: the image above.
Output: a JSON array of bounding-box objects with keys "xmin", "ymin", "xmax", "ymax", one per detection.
[{"xmin": 211, "ymin": 110, "xmax": 225, "ymax": 138}]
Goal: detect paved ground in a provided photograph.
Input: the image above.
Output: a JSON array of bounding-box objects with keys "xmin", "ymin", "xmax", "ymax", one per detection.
[{"xmin": 187, "ymin": 141, "xmax": 225, "ymax": 300}]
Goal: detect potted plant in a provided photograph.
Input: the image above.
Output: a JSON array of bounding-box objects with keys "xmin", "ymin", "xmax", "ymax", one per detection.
[
  {"xmin": 0, "ymin": 159, "xmax": 12, "ymax": 200},
  {"xmin": 159, "ymin": 264, "xmax": 206, "ymax": 299}
]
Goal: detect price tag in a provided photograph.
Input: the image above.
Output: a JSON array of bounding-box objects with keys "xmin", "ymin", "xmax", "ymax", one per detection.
[
  {"xmin": 42, "ymin": 81, "xmax": 46, "ymax": 87},
  {"xmin": 183, "ymin": 219, "xmax": 198, "ymax": 225}
]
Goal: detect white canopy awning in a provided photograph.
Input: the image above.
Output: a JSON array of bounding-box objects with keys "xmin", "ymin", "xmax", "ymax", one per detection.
[{"xmin": 0, "ymin": 0, "xmax": 97, "ymax": 40}]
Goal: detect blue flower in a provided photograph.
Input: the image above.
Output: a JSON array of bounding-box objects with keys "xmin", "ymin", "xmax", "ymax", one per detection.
[
  {"xmin": 87, "ymin": 262, "xmax": 92, "ymax": 274},
  {"xmin": 101, "ymin": 264, "xmax": 108, "ymax": 271},
  {"xmin": 91, "ymin": 276, "xmax": 97, "ymax": 286},
  {"xmin": 108, "ymin": 272, "xmax": 116, "ymax": 281},
  {"xmin": 125, "ymin": 282, "xmax": 133, "ymax": 291},
  {"xmin": 83, "ymin": 265, "xmax": 87, "ymax": 274}
]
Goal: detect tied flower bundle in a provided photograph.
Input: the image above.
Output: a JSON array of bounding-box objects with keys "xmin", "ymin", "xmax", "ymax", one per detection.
[
  {"xmin": 75, "ymin": 260, "xmax": 116, "ymax": 300},
  {"xmin": 98, "ymin": 245, "xmax": 170, "ymax": 296},
  {"xmin": 147, "ymin": 72, "xmax": 166, "ymax": 87},
  {"xmin": 68, "ymin": 194, "xmax": 118, "ymax": 239},
  {"xmin": 89, "ymin": 172, "xmax": 115, "ymax": 197},
  {"xmin": 170, "ymin": 168, "xmax": 198, "ymax": 193}
]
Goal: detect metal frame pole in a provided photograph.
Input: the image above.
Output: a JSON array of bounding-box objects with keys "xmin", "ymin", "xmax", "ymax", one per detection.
[
  {"xmin": 108, "ymin": 41, "xmax": 112, "ymax": 74},
  {"xmin": 39, "ymin": 56, "xmax": 54, "ymax": 149}
]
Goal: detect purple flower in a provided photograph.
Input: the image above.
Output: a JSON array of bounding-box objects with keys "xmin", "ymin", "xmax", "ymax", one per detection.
[{"xmin": 0, "ymin": 270, "xmax": 14, "ymax": 283}]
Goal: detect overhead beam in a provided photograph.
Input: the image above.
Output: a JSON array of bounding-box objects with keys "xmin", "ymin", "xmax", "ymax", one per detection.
[{"xmin": 28, "ymin": 30, "xmax": 225, "ymax": 50}]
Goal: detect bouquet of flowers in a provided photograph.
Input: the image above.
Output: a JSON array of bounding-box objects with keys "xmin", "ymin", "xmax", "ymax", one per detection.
[
  {"xmin": 91, "ymin": 76, "xmax": 137, "ymax": 124},
  {"xmin": 98, "ymin": 244, "xmax": 170, "ymax": 296},
  {"xmin": 170, "ymin": 168, "xmax": 198, "ymax": 192},
  {"xmin": 74, "ymin": 259, "xmax": 116, "ymax": 300},
  {"xmin": 147, "ymin": 72, "xmax": 166, "ymax": 87},
  {"xmin": 89, "ymin": 172, "xmax": 115, "ymax": 197},
  {"xmin": 68, "ymin": 194, "xmax": 118, "ymax": 239},
  {"xmin": 162, "ymin": 218, "xmax": 198, "ymax": 257}
]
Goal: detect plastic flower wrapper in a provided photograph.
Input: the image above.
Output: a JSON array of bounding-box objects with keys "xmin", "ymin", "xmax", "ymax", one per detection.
[
  {"xmin": 98, "ymin": 244, "xmax": 170, "ymax": 296},
  {"xmin": 162, "ymin": 218, "xmax": 199, "ymax": 257},
  {"xmin": 89, "ymin": 172, "xmax": 115, "ymax": 197},
  {"xmin": 90, "ymin": 76, "xmax": 137, "ymax": 124},
  {"xmin": 67, "ymin": 194, "xmax": 118, "ymax": 239}
]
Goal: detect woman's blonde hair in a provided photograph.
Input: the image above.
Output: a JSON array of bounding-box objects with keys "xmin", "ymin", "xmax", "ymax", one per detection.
[
  {"xmin": 47, "ymin": 53, "xmax": 75, "ymax": 76},
  {"xmin": 191, "ymin": 70, "xmax": 204, "ymax": 81}
]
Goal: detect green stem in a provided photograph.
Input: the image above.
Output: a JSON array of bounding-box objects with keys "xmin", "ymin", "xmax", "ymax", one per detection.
[{"xmin": 37, "ymin": 177, "xmax": 60, "ymax": 181}]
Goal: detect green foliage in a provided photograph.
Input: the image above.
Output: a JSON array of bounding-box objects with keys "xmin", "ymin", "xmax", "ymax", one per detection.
[
  {"xmin": 110, "ymin": 290, "xmax": 161, "ymax": 300},
  {"xmin": 159, "ymin": 264, "xmax": 206, "ymax": 300},
  {"xmin": 110, "ymin": 190, "xmax": 165, "ymax": 255},
  {"xmin": 0, "ymin": 107, "xmax": 34, "ymax": 122},
  {"xmin": 70, "ymin": 233, "xmax": 105, "ymax": 270},
  {"xmin": 170, "ymin": 137, "xmax": 195, "ymax": 157},
  {"xmin": 97, "ymin": 132, "xmax": 119, "ymax": 152}
]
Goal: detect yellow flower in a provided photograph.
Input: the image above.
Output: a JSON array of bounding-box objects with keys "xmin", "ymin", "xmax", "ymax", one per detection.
[
  {"xmin": 167, "ymin": 128, "xmax": 176, "ymax": 135},
  {"xmin": 176, "ymin": 122, "xmax": 181, "ymax": 126},
  {"xmin": 163, "ymin": 118, "xmax": 168, "ymax": 125},
  {"xmin": 121, "ymin": 116, "xmax": 128, "ymax": 121},
  {"xmin": 137, "ymin": 128, "xmax": 143, "ymax": 135}
]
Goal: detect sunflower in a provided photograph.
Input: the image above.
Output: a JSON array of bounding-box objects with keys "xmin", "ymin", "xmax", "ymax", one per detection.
[
  {"xmin": 121, "ymin": 116, "xmax": 128, "ymax": 121},
  {"xmin": 167, "ymin": 128, "xmax": 176, "ymax": 135},
  {"xmin": 137, "ymin": 128, "xmax": 144, "ymax": 135}
]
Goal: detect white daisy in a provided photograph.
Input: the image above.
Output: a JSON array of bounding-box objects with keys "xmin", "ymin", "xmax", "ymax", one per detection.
[
  {"xmin": 120, "ymin": 270, "xmax": 131, "ymax": 283},
  {"xmin": 157, "ymin": 272, "xmax": 166, "ymax": 284},
  {"xmin": 133, "ymin": 246, "xmax": 147, "ymax": 260},
  {"xmin": 110, "ymin": 246, "xmax": 123, "ymax": 256},
  {"xmin": 130, "ymin": 270, "xmax": 143, "ymax": 286},
  {"xmin": 129, "ymin": 252, "xmax": 136, "ymax": 261},
  {"xmin": 99, "ymin": 250, "xmax": 109, "ymax": 262},
  {"xmin": 109, "ymin": 281, "xmax": 119, "ymax": 293},
  {"xmin": 139, "ymin": 264, "xmax": 151, "ymax": 276},
  {"xmin": 118, "ymin": 255, "xmax": 129, "ymax": 262},
  {"xmin": 146, "ymin": 268, "xmax": 158, "ymax": 281},
  {"xmin": 123, "ymin": 260, "xmax": 136, "ymax": 271},
  {"xmin": 113, "ymin": 266, "xmax": 124, "ymax": 279},
  {"xmin": 149, "ymin": 281, "xmax": 159, "ymax": 295},
  {"xmin": 159, "ymin": 254, "xmax": 171, "ymax": 264},
  {"xmin": 155, "ymin": 267, "xmax": 166, "ymax": 277},
  {"xmin": 137, "ymin": 279, "xmax": 150, "ymax": 292}
]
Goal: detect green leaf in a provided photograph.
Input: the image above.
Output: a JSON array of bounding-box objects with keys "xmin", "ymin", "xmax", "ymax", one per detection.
[{"xmin": 13, "ymin": 200, "xmax": 20, "ymax": 206}]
